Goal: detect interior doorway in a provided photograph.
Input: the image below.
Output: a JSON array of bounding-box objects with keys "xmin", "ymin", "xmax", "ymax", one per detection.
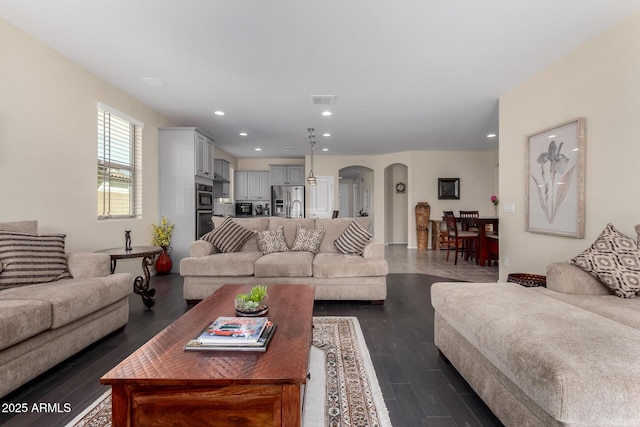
[
  {"xmin": 384, "ymin": 163, "xmax": 408, "ymax": 245},
  {"xmin": 338, "ymin": 166, "xmax": 374, "ymax": 219}
]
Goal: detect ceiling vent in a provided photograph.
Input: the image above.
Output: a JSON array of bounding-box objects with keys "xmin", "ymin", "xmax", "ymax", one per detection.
[{"xmin": 310, "ymin": 95, "xmax": 336, "ymax": 105}]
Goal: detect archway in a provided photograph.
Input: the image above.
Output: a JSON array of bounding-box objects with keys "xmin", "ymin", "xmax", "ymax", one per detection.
[
  {"xmin": 384, "ymin": 163, "xmax": 408, "ymax": 245},
  {"xmin": 337, "ymin": 166, "xmax": 374, "ymax": 219}
]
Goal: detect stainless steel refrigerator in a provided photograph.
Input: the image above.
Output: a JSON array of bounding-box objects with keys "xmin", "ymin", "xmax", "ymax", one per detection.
[{"xmin": 271, "ymin": 185, "xmax": 305, "ymax": 218}]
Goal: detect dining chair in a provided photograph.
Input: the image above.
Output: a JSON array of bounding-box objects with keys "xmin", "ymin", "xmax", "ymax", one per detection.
[
  {"xmin": 443, "ymin": 211, "xmax": 479, "ymax": 265},
  {"xmin": 459, "ymin": 210, "xmax": 479, "ymax": 261}
]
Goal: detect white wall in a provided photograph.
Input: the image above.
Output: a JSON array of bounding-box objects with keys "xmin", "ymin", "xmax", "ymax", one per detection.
[
  {"xmin": 499, "ymin": 11, "xmax": 640, "ymax": 280},
  {"xmin": 0, "ymin": 19, "xmax": 175, "ymax": 274}
]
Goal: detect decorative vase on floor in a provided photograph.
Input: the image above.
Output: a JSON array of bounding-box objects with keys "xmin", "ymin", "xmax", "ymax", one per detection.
[
  {"xmin": 415, "ymin": 202, "xmax": 431, "ymax": 251},
  {"xmin": 155, "ymin": 246, "xmax": 172, "ymax": 275}
]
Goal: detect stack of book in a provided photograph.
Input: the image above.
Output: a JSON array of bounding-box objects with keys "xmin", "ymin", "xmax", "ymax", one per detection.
[{"xmin": 184, "ymin": 316, "xmax": 276, "ymax": 352}]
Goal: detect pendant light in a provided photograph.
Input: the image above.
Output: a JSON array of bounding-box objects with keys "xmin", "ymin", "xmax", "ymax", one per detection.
[{"xmin": 306, "ymin": 128, "xmax": 317, "ymax": 186}]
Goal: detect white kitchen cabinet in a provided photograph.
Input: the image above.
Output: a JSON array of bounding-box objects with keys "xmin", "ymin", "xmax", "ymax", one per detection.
[
  {"xmin": 270, "ymin": 165, "xmax": 304, "ymax": 185},
  {"xmin": 214, "ymin": 159, "xmax": 230, "ymax": 181},
  {"xmin": 236, "ymin": 170, "xmax": 270, "ymax": 201},
  {"xmin": 158, "ymin": 127, "xmax": 215, "ymax": 272}
]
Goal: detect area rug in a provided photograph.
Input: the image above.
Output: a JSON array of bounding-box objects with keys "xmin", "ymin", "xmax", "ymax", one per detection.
[{"xmin": 66, "ymin": 316, "xmax": 391, "ymax": 427}]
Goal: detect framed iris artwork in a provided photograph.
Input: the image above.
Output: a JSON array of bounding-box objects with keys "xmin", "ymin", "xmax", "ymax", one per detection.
[{"xmin": 525, "ymin": 118, "xmax": 585, "ymax": 238}]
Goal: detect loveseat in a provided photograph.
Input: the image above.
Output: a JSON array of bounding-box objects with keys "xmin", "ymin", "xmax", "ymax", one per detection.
[
  {"xmin": 431, "ymin": 224, "xmax": 640, "ymax": 426},
  {"xmin": 0, "ymin": 220, "xmax": 132, "ymax": 398},
  {"xmin": 180, "ymin": 216, "xmax": 388, "ymax": 303}
]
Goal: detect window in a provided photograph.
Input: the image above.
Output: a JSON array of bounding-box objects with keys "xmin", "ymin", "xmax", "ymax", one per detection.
[{"xmin": 97, "ymin": 103, "xmax": 143, "ymax": 219}]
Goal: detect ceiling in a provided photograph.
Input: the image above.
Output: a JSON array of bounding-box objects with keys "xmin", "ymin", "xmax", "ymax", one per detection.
[{"xmin": 2, "ymin": 1, "xmax": 640, "ymax": 159}]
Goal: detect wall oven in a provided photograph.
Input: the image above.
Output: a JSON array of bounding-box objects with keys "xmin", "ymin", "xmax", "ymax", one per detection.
[
  {"xmin": 196, "ymin": 183, "xmax": 213, "ymax": 209},
  {"xmin": 196, "ymin": 210, "xmax": 213, "ymax": 239}
]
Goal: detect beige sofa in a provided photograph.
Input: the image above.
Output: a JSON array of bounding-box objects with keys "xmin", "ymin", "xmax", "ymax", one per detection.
[
  {"xmin": 180, "ymin": 217, "xmax": 388, "ymax": 303},
  {"xmin": 432, "ymin": 261, "xmax": 640, "ymax": 426},
  {"xmin": 0, "ymin": 220, "xmax": 132, "ymax": 398}
]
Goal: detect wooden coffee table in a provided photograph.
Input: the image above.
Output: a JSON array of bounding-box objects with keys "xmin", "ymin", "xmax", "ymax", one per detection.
[{"xmin": 101, "ymin": 284, "xmax": 314, "ymax": 427}]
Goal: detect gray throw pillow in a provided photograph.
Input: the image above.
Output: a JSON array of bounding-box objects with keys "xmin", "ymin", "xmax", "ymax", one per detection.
[
  {"xmin": 0, "ymin": 232, "xmax": 72, "ymax": 290},
  {"xmin": 570, "ymin": 223, "xmax": 640, "ymax": 298},
  {"xmin": 200, "ymin": 216, "xmax": 255, "ymax": 253},
  {"xmin": 334, "ymin": 220, "xmax": 372, "ymax": 255},
  {"xmin": 256, "ymin": 225, "xmax": 290, "ymax": 255},
  {"xmin": 291, "ymin": 225, "xmax": 325, "ymax": 253}
]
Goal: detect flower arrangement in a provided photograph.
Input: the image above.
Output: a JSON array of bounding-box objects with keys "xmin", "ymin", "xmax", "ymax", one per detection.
[
  {"xmin": 151, "ymin": 217, "xmax": 175, "ymax": 247},
  {"xmin": 490, "ymin": 195, "xmax": 499, "ymax": 206}
]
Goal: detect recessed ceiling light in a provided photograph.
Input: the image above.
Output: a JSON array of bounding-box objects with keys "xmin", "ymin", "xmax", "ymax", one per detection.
[
  {"xmin": 239, "ymin": 132, "xmax": 248, "ymax": 136},
  {"xmin": 142, "ymin": 77, "xmax": 165, "ymax": 87},
  {"xmin": 214, "ymin": 111, "xmax": 225, "ymax": 116},
  {"xmin": 321, "ymin": 111, "xmax": 332, "ymax": 117},
  {"xmin": 323, "ymin": 133, "xmax": 331, "ymax": 137},
  {"xmin": 322, "ymin": 148, "xmax": 329, "ymax": 152},
  {"xmin": 547, "ymin": 134, "xmax": 556, "ymax": 139},
  {"xmin": 255, "ymin": 147, "xmax": 262, "ymax": 151},
  {"xmin": 487, "ymin": 133, "xmax": 496, "ymax": 138}
]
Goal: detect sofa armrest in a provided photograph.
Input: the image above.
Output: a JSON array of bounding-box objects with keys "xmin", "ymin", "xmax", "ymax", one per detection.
[
  {"xmin": 546, "ymin": 262, "xmax": 612, "ymax": 295},
  {"xmin": 66, "ymin": 253, "xmax": 111, "ymax": 278},
  {"xmin": 362, "ymin": 240, "xmax": 385, "ymax": 259},
  {"xmin": 190, "ymin": 240, "xmax": 218, "ymax": 257}
]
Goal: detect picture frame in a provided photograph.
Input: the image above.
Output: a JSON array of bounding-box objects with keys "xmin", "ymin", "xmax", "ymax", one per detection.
[
  {"xmin": 438, "ymin": 178, "xmax": 460, "ymax": 200},
  {"xmin": 525, "ymin": 118, "xmax": 585, "ymax": 238}
]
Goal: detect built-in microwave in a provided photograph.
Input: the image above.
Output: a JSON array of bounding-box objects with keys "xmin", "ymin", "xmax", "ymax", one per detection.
[{"xmin": 196, "ymin": 183, "xmax": 213, "ymax": 209}]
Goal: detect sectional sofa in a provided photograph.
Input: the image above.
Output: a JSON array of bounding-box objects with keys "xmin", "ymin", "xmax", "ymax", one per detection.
[
  {"xmin": 180, "ymin": 216, "xmax": 388, "ymax": 303},
  {"xmin": 0, "ymin": 220, "xmax": 132, "ymax": 398},
  {"xmin": 431, "ymin": 224, "xmax": 640, "ymax": 426}
]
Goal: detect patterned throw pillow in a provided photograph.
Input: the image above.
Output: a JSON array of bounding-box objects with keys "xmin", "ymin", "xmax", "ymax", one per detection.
[
  {"xmin": 200, "ymin": 216, "xmax": 255, "ymax": 253},
  {"xmin": 334, "ymin": 220, "xmax": 373, "ymax": 255},
  {"xmin": 570, "ymin": 223, "xmax": 640, "ymax": 298},
  {"xmin": 256, "ymin": 226, "xmax": 290, "ymax": 255},
  {"xmin": 0, "ymin": 232, "xmax": 71, "ymax": 290},
  {"xmin": 291, "ymin": 225, "xmax": 325, "ymax": 253}
]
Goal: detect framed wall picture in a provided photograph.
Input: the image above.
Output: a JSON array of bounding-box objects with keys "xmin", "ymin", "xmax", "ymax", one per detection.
[
  {"xmin": 438, "ymin": 178, "xmax": 460, "ymax": 200},
  {"xmin": 525, "ymin": 118, "xmax": 585, "ymax": 238}
]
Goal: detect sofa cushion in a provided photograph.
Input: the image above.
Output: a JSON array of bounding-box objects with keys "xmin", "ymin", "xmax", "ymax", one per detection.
[
  {"xmin": 432, "ymin": 281, "xmax": 640, "ymax": 425},
  {"xmin": 201, "ymin": 217, "xmax": 255, "ymax": 253},
  {"xmin": 0, "ymin": 220, "xmax": 38, "ymax": 234},
  {"xmin": 268, "ymin": 217, "xmax": 315, "ymax": 247},
  {"xmin": 256, "ymin": 226, "xmax": 290, "ymax": 254},
  {"xmin": 180, "ymin": 251, "xmax": 262, "ymax": 277},
  {"xmin": 0, "ymin": 299, "xmax": 52, "ymax": 351},
  {"xmin": 291, "ymin": 225, "xmax": 325, "ymax": 253},
  {"xmin": 313, "ymin": 253, "xmax": 389, "ymax": 278},
  {"xmin": 0, "ymin": 274, "xmax": 131, "ymax": 329},
  {"xmin": 254, "ymin": 252, "xmax": 314, "ymax": 277},
  {"xmin": 213, "ymin": 217, "xmax": 269, "ymax": 253},
  {"xmin": 0, "ymin": 232, "xmax": 71, "ymax": 290},
  {"xmin": 316, "ymin": 218, "xmax": 372, "ymax": 254},
  {"xmin": 570, "ymin": 223, "xmax": 640, "ymax": 298},
  {"xmin": 334, "ymin": 220, "xmax": 373, "ymax": 255}
]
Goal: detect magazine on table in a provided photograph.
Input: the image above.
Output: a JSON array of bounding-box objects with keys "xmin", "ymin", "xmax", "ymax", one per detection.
[
  {"xmin": 184, "ymin": 321, "xmax": 276, "ymax": 352},
  {"xmin": 195, "ymin": 316, "xmax": 269, "ymax": 345}
]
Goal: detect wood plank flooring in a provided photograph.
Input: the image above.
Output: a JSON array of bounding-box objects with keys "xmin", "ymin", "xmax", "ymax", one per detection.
[{"xmin": 0, "ymin": 269, "xmax": 503, "ymax": 426}]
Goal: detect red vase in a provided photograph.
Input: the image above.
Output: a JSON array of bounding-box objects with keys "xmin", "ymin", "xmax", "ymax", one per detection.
[{"xmin": 156, "ymin": 246, "xmax": 172, "ymax": 275}]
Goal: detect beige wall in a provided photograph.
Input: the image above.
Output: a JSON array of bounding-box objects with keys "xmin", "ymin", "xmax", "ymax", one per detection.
[
  {"xmin": 0, "ymin": 19, "xmax": 175, "ymax": 274},
  {"xmin": 499, "ymin": 11, "xmax": 640, "ymax": 280},
  {"xmin": 311, "ymin": 150, "xmax": 496, "ymax": 247}
]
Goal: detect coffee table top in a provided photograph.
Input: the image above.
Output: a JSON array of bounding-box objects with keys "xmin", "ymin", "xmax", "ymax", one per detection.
[{"xmin": 101, "ymin": 284, "xmax": 314, "ymax": 387}]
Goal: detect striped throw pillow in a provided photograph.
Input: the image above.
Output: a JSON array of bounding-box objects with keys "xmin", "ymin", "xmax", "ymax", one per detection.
[
  {"xmin": 201, "ymin": 216, "xmax": 255, "ymax": 253},
  {"xmin": 0, "ymin": 232, "xmax": 72, "ymax": 290},
  {"xmin": 334, "ymin": 220, "xmax": 372, "ymax": 255}
]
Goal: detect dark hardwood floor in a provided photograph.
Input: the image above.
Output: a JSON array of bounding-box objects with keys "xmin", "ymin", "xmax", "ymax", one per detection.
[{"xmin": 0, "ymin": 273, "xmax": 502, "ymax": 427}]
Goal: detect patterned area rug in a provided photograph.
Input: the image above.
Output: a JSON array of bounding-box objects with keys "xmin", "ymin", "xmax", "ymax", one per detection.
[{"xmin": 65, "ymin": 316, "xmax": 391, "ymax": 427}]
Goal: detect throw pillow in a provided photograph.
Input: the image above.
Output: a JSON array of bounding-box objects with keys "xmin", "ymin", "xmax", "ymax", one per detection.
[
  {"xmin": 334, "ymin": 220, "xmax": 373, "ymax": 255},
  {"xmin": 200, "ymin": 216, "xmax": 255, "ymax": 253},
  {"xmin": 570, "ymin": 223, "xmax": 640, "ymax": 298},
  {"xmin": 256, "ymin": 226, "xmax": 290, "ymax": 254},
  {"xmin": 291, "ymin": 225, "xmax": 325, "ymax": 253},
  {"xmin": 0, "ymin": 232, "xmax": 72, "ymax": 290}
]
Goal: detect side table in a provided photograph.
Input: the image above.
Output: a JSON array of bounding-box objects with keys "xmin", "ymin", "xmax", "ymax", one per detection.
[{"xmin": 95, "ymin": 246, "xmax": 162, "ymax": 309}]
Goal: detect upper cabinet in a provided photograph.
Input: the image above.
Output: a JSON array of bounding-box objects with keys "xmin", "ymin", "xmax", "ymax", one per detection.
[
  {"xmin": 214, "ymin": 159, "xmax": 230, "ymax": 181},
  {"xmin": 236, "ymin": 171, "xmax": 270, "ymax": 201},
  {"xmin": 194, "ymin": 131, "xmax": 215, "ymax": 179},
  {"xmin": 270, "ymin": 165, "xmax": 304, "ymax": 185}
]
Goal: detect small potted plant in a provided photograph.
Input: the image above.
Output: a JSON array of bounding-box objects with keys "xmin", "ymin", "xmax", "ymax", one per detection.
[
  {"xmin": 235, "ymin": 285, "xmax": 269, "ymax": 316},
  {"xmin": 151, "ymin": 216, "xmax": 175, "ymax": 275}
]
